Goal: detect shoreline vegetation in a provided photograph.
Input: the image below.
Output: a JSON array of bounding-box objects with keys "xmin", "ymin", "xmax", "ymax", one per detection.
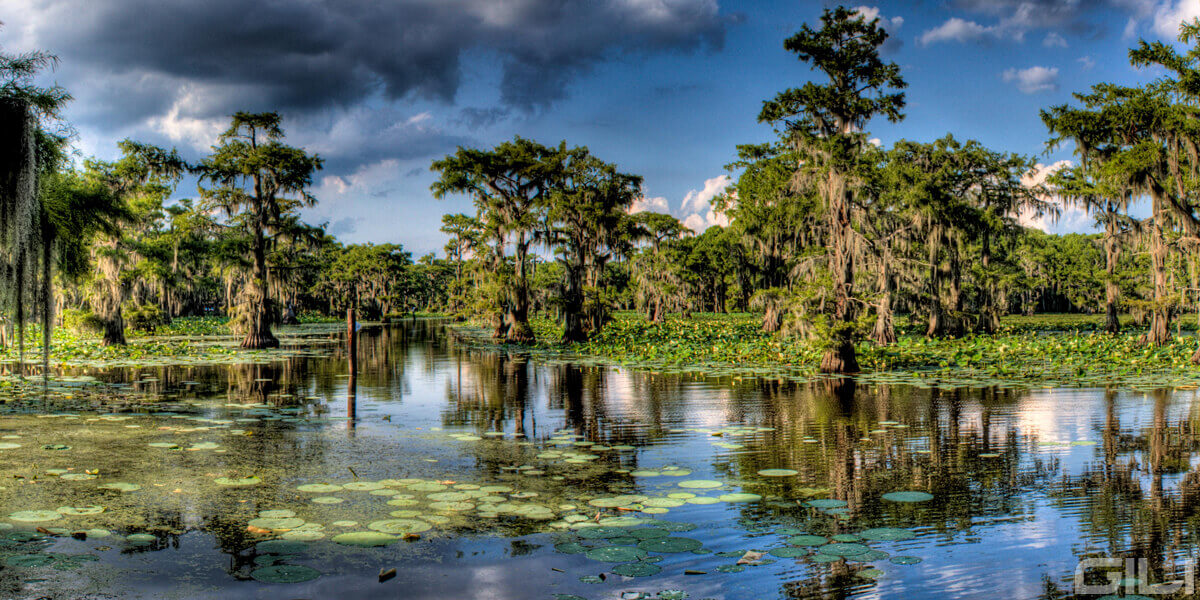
[{"xmin": 450, "ymin": 312, "xmax": 1200, "ymax": 390}]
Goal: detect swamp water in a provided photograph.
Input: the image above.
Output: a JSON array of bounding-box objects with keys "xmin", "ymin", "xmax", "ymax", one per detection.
[{"xmin": 0, "ymin": 319, "xmax": 1194, "ymax": 599}]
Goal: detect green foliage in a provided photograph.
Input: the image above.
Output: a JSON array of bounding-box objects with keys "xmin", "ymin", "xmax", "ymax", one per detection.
[
  {"xmin": 123, "ymin": 303, "xmax": 165, "ymax": 333},
  {"xmin": 61, "ymin": 309, "xmax": 103, "ymax": 335}
]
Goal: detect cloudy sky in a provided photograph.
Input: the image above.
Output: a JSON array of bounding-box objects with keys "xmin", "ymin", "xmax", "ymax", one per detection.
[{"xmin": 5, "ymin": 0, "xmax": 1199, "ymax": 253}]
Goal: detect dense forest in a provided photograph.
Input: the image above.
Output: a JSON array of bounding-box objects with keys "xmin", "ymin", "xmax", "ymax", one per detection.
[{"xmin": 6, "ymin": 7, "xmax": 1200, "ymax": 375}]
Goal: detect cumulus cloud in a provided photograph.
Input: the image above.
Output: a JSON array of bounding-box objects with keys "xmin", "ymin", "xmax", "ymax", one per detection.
[
  {"xmin": 1002, "ymin": 66, "xmax": 1060, "ymax": 94},
  {"xmin": 1152, "ymin": 0, "xmax": 1200, "ymax": 39},
  {"xmin": 853, "ymin": 6, "xmax": 904, "ymax": 31},
  {"xmin": 630, "ymin": 196, "xmax": 671, "ymax": 214},
  {"xmin": 629, "ymin": 175, "xmax": 732, "ymax": 233},
  {"xmin": 920, "ymin": 18, "xmax": 995, "ymax": 45},
  {"xmin": 1078, "ymin": 55, "xmax": 1096, "ymax": 69}
]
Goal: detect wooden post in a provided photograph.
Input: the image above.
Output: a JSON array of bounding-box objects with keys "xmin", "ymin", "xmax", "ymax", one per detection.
[{"xmin": 347, "ymin": 307, "xmax": 357, "ymax": 427}]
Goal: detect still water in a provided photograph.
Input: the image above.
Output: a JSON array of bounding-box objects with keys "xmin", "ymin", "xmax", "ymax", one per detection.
[{"xmin": 0, "ymin": 320, "xmax": 1195, "ymax": 599}]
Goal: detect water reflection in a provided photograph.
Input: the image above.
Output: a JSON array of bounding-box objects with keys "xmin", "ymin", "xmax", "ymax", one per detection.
[{"xmin": 5, "ymin": 321, "xmax": 1200, "ymax": 598}]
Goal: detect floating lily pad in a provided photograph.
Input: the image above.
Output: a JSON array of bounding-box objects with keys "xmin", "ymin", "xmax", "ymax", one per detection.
[
  {"xmin": 718, "ymin": 493, "xmax": 761, "ymax": 503},
  {"xmin": 577, "ymin": 527, "xmax": 629, "ymax": 540},
  {"xmin": 59, "ymin": 473, "xmax": 97, "ymax": 481},
  {"xmin": 677, "ymin": 480, "xmax": 723, "ymax": 489},
  {"xmin": 296, "ymin": 483, "xmax": 342, "ymax": 493},
  {"xmin": 554, "ymin": 542, "xmax": 589, "ymax": 554},
  {"xmin": 584, "ymin": 546, "xmax": 646, "ymax": 562},
  {"xmin": 366, "ymin": 519, "xmax": 432, "ymax": 534},
  {"xmin": 716, "ymin": 564, "xmax": 745, "ymax": 573},
  {"xmin": 859, "ymin": 568, "xmax": 884, "ymax": 579},
  {"xmin": 822, "ymin": 543, "xmax": 871, "ymax": 557},
  {"xmin": 258, "ymin": 510, "xmax": 296, "ymax": 519},
  {"xmin": 637, "ymin": 537, "xmax": 702, "ymax": 553},
  {"xmin": 860, "ymin": 527, "xmax": 916, "ymax": 541},
  {"xmin": 248, "ymin": 517, "xmax": 305, "ymax": 530},
  {"xmin": 312, "ymin": 496, "xmax": 343, "ymax": 505},
  {"xmin": 250, "ymin": 564, "xmax": 322, "ymax": 583},
  {"xmin": 10, "ymin": 510, "xmax": 62, "ymax": 522},
  {"xmin": 804, "ymin": 499, "xmax": 847, "ymax": 509},
  {"xmin": 890, "ymin": 556, "xmax": 923, "ymax": 565},
  {"xmin": 612, "ymin": 562, "xmax": 662, "ymax": 577},
  {"xmin": 281, "ymin": 530, "xmax": 325, "ymax": 541},
  {"xmin": 0, "ymin": 443, "xmax": 20, "ymax": 450},
  {"xmin": 881, "ymin": 491, "xmax": 933, "ymax": 503},
  {"xmin": 5, "ymin": 554, "xmax": 53, "ymax": 568},
  {"xmin": 126, "ymin": 533, "xmax": 157, "ymax": 544},
  {"xmin": 343, "ymin": 481, "xmax": 387, "ymax": 491},
  {"xmin": 41, "ymin": 444, "xmax": 70, "ymax": 451},
  {"xmin": 331, "ymin": 531, "xmax": 398, "ymax": 547},
  {"xmin": 757, "ymin": 469, "xmax": 799, "ymax": 477},
  {"xmin": 810, "ymin": 553, "xmax": 841, "ymax": 563},
  {"xmin": 631, "ymin": 528, "xmax": 669, "ymax": 540},
  {"xmin": 256, "ymin": 539, "xmax": 307, "ymax": 554},
  {"xmin": 786, "ymin": 535, "xmax": 827, "ymax": 546},
  {"xmin": 768, "ymin": 546, "xmax": 809, "ymax": 558}
]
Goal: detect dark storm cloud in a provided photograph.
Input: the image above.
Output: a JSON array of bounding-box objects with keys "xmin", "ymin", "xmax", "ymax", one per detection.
[
  {"xmin": 947, "ymin": 0, "xmax": 1126, "ymax": 36},
  {"xmin": 16, "ymin": 0, "xmax": 729, "ymax": 123}
]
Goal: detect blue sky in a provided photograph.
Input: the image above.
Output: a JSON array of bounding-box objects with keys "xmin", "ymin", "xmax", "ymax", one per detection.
[{"xmin": 6, "ymin": 0, "xmax": 1199, "ymax": 253}]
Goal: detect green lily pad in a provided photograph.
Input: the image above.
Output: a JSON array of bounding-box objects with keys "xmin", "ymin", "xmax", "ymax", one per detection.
[
  {"xmin": 718, "ymin": 493, "xmax": 761, "ymax": 503},
  {"xmin": 10, "ymin": 510, "xmax": 62, "ymax": 522},
  {"xmin": 804, "ymin": 499, "xmax": 847, "ymax": 509},
  {"xmin": 126, "ymin": 533, "xmax": 156, "ymax": 544},
  {"xmin": 630, "ymin": 528, "xmax": 670, "ymax": 540},
  {"xmin": 577, "ymin": 527, "xmax": 629, "ymax": 539},
  {"xmin": 786, "ymin": 535, "xmax": 828, "ymax": 546},
  {"xmin": 366, "ymin": 519, "xmax": 432, "ymax": 534},
  {"xmin": 584, "ymin": 546, "xmax": 647, "ymax": 562},
  {"xmin": 612, "ymin": 562, "xmax": 662, "ymax": 577},
  {"xmin": 331, "ymin": 531, "xmax": 398, "ymax": 547},
  {"xmin": 5, "ymin": 553, "xmax": 53, "ymax": 567},
  {"xmin": 0, "ymin": 443, "xmax": 20, "ymax": 450},
  {"xmin": 822, "ymin": 543, "xmax": 871, "ymax": 557},
  {"xmin": 881, "ymin": 491, "xmax": 933, "ymax": 503},
  {"xmin": 757, "ymin": 469, "xmax": 799, "ymax": 477},
  {"xmin": 258, "ymin": 510, "xmax": 296, "ymax": 519},
  {"xmin": 859, "ymin": 568, "xmax": 884, "ymax": 579},
  {"xmin": 99, "ymin": 482, "xmax": 142, "ymax": 492},
  {"xmin": 768, "ymin": 546, "xmax": 809, "ymax": 558},
  {"xmin": 716, "ymin": 564, "xmax": 746, "ymax": 573},
  {"xmin": 860, "ymin": 527, "xmax": 916, "ymax": 541},
  {"xmin": 312, "ymin": 496, "xmax": 343, "ymax": 504},
  {"xmin": 296, "ymin": 483, "xmax": 342, "ymax": 493},
  {"xmin": 636, "ymin": 537, "xmax": 702, "ymax": 553},
  {"xmin": 554, "ymin": 542, "xmax": 589, "ymax": 554},
  {"xmin": 890, "ymin": 556, "xmax": 923, "ymax": 565},
  {"xmin": 250, "ymin": 564, "xmax": 322, "ymax": 583},
  {"xmin": 256, "ymin": 540, "xmax": 308, "ymax": 554},
  {"xmin": 810, "ymin": 553, "xmax": 841, "ymax": 563},
  {"xmin": 248, "ymin": 517, "xmax": 305, "ymax": 530},
  {"xmin": 677, "ymin": 480, "xmax": 723, "ymax": 489}
]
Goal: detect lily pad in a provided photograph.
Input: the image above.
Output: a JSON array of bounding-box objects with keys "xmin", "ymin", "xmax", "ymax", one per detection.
[
  {"xmin": 804, "ymin": 499, "xmax": 847, "ymax": 509},
  {"xmin": 331, "ymin": 531, "xmax": 398, "ymax": 547},
  {"xmin": 821, "ymin": 543, "xmax": 871, "ymax": 557},
  {"xmin": 860, "ymin": 527, "xmax": 916, "ymax": 541},
  {"xmin": 99, "ymin": 482, "xmax": 142, "ymax": 492},
  {"xmin": 5, "ymin": 554, "xmax": 54, "ymax": 568},
  {"xmin": 366, "ymin": 519, "xmax": 432, "ymax": 534},
  {"xmin": 881, "ymin": 491, "xmax": 933, "ymax": 503},
  {"xmin": 718, "ymin": 493, "xmax": 761, "ymax": 503},
  {"xmin": 768, "ymin": 546, "xmax": 809, "ymax": 558},
  {"xmin": 757, "ymin": 469, "xmax": 799, "ymax": 477},
  {"xmin": 786, "ymin": 535, "xmax": 828, "ymax": 546},
  {"xmin": 612, "ymin": 562, "xmax": 662, "ymax": 577},
  {"xmin": 296, "ymin": 483, "xmax": 342, "ymax": 493},
  {"xmin": 584, "ymin": 546, "xmax": 647, "ymax": 562},
  {"xmin": 248, "ymin": 517, "xmax": 305, "ymax": 530},
  {"xmin": 636, "ymin": 537, "xmax": 702, "ymax": 553},
  {"xmin": 890, "ymin": 556, "xmax": 923, "ymax": 565},
  {"xmin": 677, "ymin": 480, "xmax": 723, "ymax": 489},
  {"xmin": 10, "ymin": 510, "xmax": 62, "ymax": 522}
]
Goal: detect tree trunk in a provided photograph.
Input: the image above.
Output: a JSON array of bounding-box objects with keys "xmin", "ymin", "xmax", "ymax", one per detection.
[
  {"xmin": 871, "ymin": 254, "xmax": 896, "ymax": 345},
  {"xmin": 819, "ymin": 176, "xmax": 858, "ymax": 373},
  {"xmin": 101, "ymin": 306, "xmax": 126, "ymax": 346},
  {"xmin": 505, "ymin": 235, "xmax": 535, "ymax": 344},
  {"xmin": 561, "ymin": 259, "xmax": 587, "ymax": 344},
  {"xmin": 1104, "ymin": 223, "xmax": 1120, "ymax": 334},
  {"xmin": 241, "ymin": 219, "xmax": 279, "ymax": 349},
  {"xmin": 1148, "ymin": 190, "xmax": 1171, "ymax": 346}
]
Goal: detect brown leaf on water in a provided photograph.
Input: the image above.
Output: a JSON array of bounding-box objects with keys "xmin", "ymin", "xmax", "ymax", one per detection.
[{"xmin": 737, "ymin": 551, "xmax": 764, "ymax": 565}]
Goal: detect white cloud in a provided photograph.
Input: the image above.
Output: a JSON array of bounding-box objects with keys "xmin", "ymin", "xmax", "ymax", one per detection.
[
  {"xmin": 1002, "ymin": 66, "xmax": 1060, "ymax": 94},
  {"xmin": 868, "ymin": 138, "xmax": 883, "ymax": 147},
  {"xmin": 1153, "ymin": 0, "xmax": 1200, "ymax": 39},
  {"xmin": 629, "ymin": 196, "xmax": 670, "ymax": 214},
  {"xmin": 630, "ymin": 175, "xmax": 732, "ymax": 232},
  {"xmin": 146, "ymin": 90, "xmax": 226, "ymax": 150},
  {"xmin": 1043, "ymin": 32, "xmax": 1068, "ymax": 47},
  {"xmin": 919, "ymin": 17, "xmax": 994, "ymax": 45},
  {"xmin": 1078, "ymin": 55, "xmax": 1096, "ymax": 70},
  {"xmin": 853, "ymin": 6, "xmax": 904, "ymax": 30},
  {"xmin": 314, "ymin": 158, "xmax": 403, "ymax": 199}
]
